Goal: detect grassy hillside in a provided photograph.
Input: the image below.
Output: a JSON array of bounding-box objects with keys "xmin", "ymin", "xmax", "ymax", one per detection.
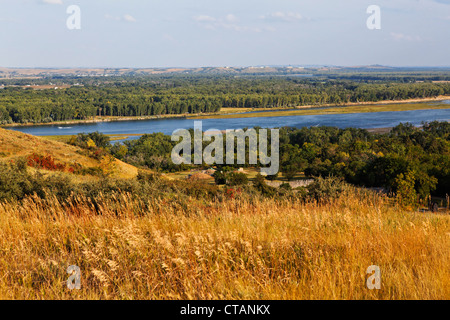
[{"xmin": 0, "ymin": 128, "xmax": 138, "ymax": 180}]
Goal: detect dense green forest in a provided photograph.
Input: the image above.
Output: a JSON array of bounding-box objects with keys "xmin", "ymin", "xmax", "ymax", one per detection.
[
  {"xmin": 106, "ymin": 121, "xmax": 450, "ymax": 201},
  {"xmin": 1, "ymin": 74, "xmax": 450, "ymax": 124}
]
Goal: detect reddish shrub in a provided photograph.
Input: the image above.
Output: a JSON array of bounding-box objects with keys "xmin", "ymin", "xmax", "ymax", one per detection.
[{"xmin": 27, "ymin": 154, "xmax": 66, "ymax": 172}]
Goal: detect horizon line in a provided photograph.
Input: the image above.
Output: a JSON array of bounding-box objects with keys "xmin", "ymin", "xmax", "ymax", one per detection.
[{"xmin": 2, "ymin": 65, "xmax": 450, "ymax": 70}]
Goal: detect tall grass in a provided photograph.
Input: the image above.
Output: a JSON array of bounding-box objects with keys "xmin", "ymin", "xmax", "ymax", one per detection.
[{"xmin": 0, "ymin": 190, "xmax": 448, "ymax": 300}]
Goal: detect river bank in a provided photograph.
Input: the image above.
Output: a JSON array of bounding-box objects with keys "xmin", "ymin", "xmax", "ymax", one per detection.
[
  {"xmin": 2, "ymin": 95, "xmax": 449, "ymax": 128},
  {"xmin": 0, "ymin": 113, "xmax": 192, "ymax": 128},
  {"xmin": 190, "ymin": 97, "xmax": 450, "ymax": 120}
]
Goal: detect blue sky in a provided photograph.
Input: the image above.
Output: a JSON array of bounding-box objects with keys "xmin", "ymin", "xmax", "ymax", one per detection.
[{"xmin": 0, "ymin": 0, "xmax": 449, "ymax": 68}]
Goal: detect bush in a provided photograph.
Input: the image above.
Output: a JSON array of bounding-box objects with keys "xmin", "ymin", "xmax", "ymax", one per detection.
[
  {"xmin": 0, "ymin": 161, "xmax": 79, "ymax": 202},
  {"xmin": 306, "ymin": 176, "xmax": 349, "ymax": 202},
  {"xmin": 253, "ymin": 174, "xmax": 277, "ymax": 197},
  {"xmin": 70, "ymin": 132, "xmax": 111, "ymax": 150},
  {"xmin": 213, "ymin": 171, "xmax": 227, "ymax": 185},
  {"xmin": 266, "ymin": 173, "xmax": 279, "ymax": 181},
  {"xmin": 226, "ymin": 172, "xmax": 249, "ymax": 186},
  {"xmin": 394, "ymin": 170, "xmax": 418, "ymax": 209},
  {"xmin": 27, "ymin": 154, "xmax": 66, "ymax": 171},
  {"xmin": 41, "ymin": 174, "xmax": 78, "ymax": 200},
  {"xmin": 0, "ymin": 161, "xmax": 35, "ymax": 201},
  {"xmin": 279, "ymin": 183, "xmax": 292, "ymax": 190},
  {"xmin": 295, "ymin": 186, "xmax": 308, "ymax": 199},
  {"xmin": 69, "ymin": 132, "xmax": 111, "ymax": 160},
  {"xmin": 111, "ymin": 143, "xmax": 128, "ymax": 160},
  {"xmin": 137, "ymin": 170, "xmax": 161, "ymax": 183},
  {"xmin": 74, "ymin": 166, "xmax": 103, "ymax": 177},
  {"xmin": 178, "ymin": 180, "xmax": 220, "ymax": 199}
]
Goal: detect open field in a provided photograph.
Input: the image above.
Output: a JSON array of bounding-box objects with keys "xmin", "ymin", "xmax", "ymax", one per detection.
[
  {"xmin": 0, "ymin": 191, "xmax": 448, "ymax": 299},
  {"xmin": 219, "ymin": 107, "xmax": 256, "ymax": 114}
]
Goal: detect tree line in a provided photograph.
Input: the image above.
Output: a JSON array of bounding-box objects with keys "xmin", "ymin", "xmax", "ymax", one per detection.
[
  {"xmin": 1, "ymin": 76, "xmax": 450, "ymax": 124},
  {"xmin": 108, "ymin": 121, "xmax": 450, "ymax": 203}
]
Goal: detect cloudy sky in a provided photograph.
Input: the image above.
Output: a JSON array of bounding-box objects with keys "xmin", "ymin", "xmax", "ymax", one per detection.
[{"xmin": 0, "ymin": 0, "xmax": 449, "ymax": 68}]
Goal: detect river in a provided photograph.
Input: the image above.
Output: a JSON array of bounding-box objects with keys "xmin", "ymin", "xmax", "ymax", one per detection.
[{"xmin": 6, "ymin": 107, "xmax": 450, "ymax": 140}]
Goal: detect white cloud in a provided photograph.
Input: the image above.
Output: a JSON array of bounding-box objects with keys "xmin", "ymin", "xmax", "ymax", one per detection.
[
  {"xmin": 124, "ymin": 14, "xmax": 137, "ymax": 23},
  {"xmin": 42, "ymin": 0, "xmax": 63, "ymax": 4},
  {"xmin": 193, "ymin": 14, "xmax": 271, "ymax": 33},
  {"xmin": 194, "ymin": 15, "xmax": 216, "ymax": 22},
  {"xmin": 391, "ymin": 32, "xmax": 422, "ymax": 42},
  {"xmin": 163, "ymin": 33, "xmax": 175, "ymax": 42},
  {"xmin": 260, "ymin": 12, "xmax": 303, "ymax": 22},
  {"xmin": 105, "ymin": 14, "xmax": 137, "ymax": 23},
  {"xmin": 225, "ymin": 14, "xmax": 237, "ymax": 23}
]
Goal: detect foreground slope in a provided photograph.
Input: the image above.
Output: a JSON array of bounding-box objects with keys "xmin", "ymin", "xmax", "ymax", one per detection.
[
  {"xmin": 0, "ymin": 191, "xmax": 448, "ymax": 299},
  {"xmin": 0, "ymin": 128, "xmax": 138, "ymax": 180}
]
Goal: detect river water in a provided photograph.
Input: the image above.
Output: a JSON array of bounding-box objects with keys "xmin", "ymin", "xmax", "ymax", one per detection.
[{"xmin": 6, "ymin": 107, "xmax": 450, "ymax": 140}]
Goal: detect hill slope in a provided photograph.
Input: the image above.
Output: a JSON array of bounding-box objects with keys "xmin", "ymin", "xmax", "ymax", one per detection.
[{"xmin": 0, "ymin": 128, "xmax": 138, "ymax": 180}]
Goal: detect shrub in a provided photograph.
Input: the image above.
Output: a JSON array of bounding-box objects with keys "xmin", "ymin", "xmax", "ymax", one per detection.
[
  {"xmin": 27, "ymin": 154, "xmax": 66, "ymax": 171},
  {"xmin": 279, "ymin": 183, "xmax": 292, "ymax": 190},
  {"xmin": 70, "ymin": 132, "xmax": 111, "ymax": 150},
  {"xmin": 99, "ymin": 155, "xmax": 117, "ymax": 177},
  {"xmin": 74, "ymin": 166, "xmax": 103, "ymax": 177},
  {"xmin": 111, "ymin": 143, "xmax": 128, "ymax": 160},
  {"xmin": 0, "ymin": 161, "xmax": 34, "ymax": 201},
  {"xmin": 225, "ymin": 187, "xmax": 242, "ymax": 199},
  {"xmin": 295, "ymin": 186, "xmax": 308, "ymax": 199},
  {"xmin": 266, "ymin": 172, "xmax": 279, "ymax": 181},
  {"xmin": 180, "ymin": 181, "xmax": 220, "ymax": 199},
  {"xmin": 213, "ymin": 171, "xmax": 227, "ymax": 185},
  {"xmin": 41, "ymin": 174, "xmax": 78, "ymax": 200},
  {"xmin": 253, "ymin": 174, "xmax": 277, "ymax": 197},
  {"xmin": 226, "ymin": 172, "xmax": 249, "ymax": 186},
  {"xmin": 394, "ymin": 170, "xmax": 418, "ymax": 209},
  {"xmin": 306, "ymin": 176, "xmax": 349, "ymax": 202},
  {"xmin": 137, "ymin": 170, "xmax": 161, "ymax": 183}
]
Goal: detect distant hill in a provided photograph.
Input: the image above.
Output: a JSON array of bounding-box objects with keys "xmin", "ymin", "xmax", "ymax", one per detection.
[
  {"xmin": 2, "ymin": 65, "xmax": 450, "ymax": 80},
  {"xmin": 0, "ymin": 66, "xmax": 309, "ymax": 78},
  {"xmin": 0, "ymin": 128, "xmax": 138, "ymax": 180}
]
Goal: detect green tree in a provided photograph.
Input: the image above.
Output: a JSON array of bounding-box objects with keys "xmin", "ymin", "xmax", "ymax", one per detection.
[{"xmin": 394, "ymin": 170, "xmax": 417, "ymax": 209}]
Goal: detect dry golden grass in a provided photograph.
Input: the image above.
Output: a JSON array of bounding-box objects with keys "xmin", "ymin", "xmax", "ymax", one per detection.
[
  {"xmin": 0, "ymin": 191, "xmax": 448, "ymax": 300},
  {"xmin": 0, "ymin": 128, "xmax": 138, "ymax": 181}
]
